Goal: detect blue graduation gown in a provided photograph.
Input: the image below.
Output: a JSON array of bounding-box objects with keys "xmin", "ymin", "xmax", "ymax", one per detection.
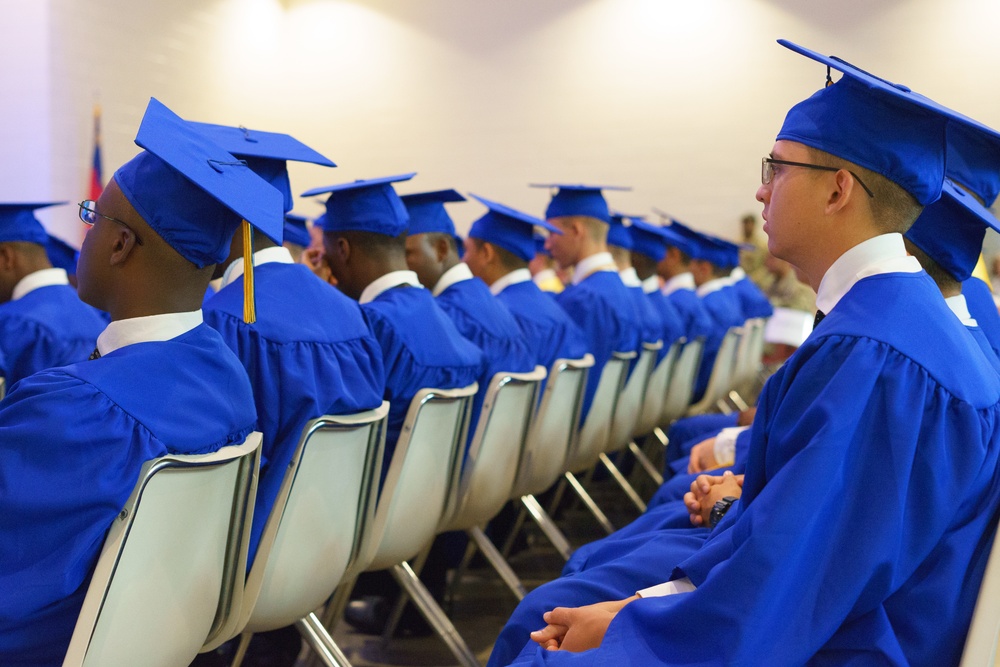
[
  {"xmin": 436, "ymin": 276, "xmax": 536, "ymax": 447},
  {"xmin": 494, "ymin": 280, "xmax": 588, "ymax": 378},
  {"xmin": 731, "ymin": 275, "xmax": 775, "ymax": 320},
  {"xmin": 362, "ymin": 285, "xmax": 484, "ymax": 478},
  {"xmin": 556, "ymin": 272, "xmax": 642, "ymax": 420},
  {"xmin": 0, "ymin": 284, "xmax": 106, "ymax": 387},
  {"xmin": 645, "ymin": 290, "xmax": 685, "ymax": 360},
  {"xmin": 693, "ymin": 286, "xmax": 745, "ymax": 399},
  {"xmin": 511, "ymin": 271, "xmax": 1000, "ymax": 666},
  {"xmin": 666, "ymin": 287, "xmax": 715, "ymax": 344},
  {"xmin": 664, "ymin": 413, "xmax": 739, "ymax": 463},
  {"xmin": 204, "ymin": 262, "xmax": 386, "ymax": 562},
  {"xmin": 964, "ymin": 276, "xmax": 1000, "ymax": 359},
  {"xmin": 0, "ymin": 324, "xmax": 257, "ymax": 667}
]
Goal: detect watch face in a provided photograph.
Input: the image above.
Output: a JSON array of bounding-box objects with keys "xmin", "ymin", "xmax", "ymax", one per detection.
[{"xmin": 709, "ymin": 496, "xmax": 737, "ymax": 528}]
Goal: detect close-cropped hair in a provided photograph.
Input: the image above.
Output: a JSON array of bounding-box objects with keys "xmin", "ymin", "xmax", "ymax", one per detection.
[
  {"xmin": 334, "ymin": 229, "xmax": 407, "ymax": 257},
  {"xmin": 574, "ymin": 215, "xmax": 609, "ymax": 243},
  {"xmin": 806, "ymin": 146, "xmax": 923, "ymax": 235},
  {"xmin": 903, "ymin": 238, "xmax": 960, "ymax": 294}
]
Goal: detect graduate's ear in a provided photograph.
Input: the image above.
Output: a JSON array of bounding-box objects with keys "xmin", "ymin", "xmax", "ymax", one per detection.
[
  {"xmin": 0, "ymin": 243, "xmax": 14, "ymax": 271},
  {"xmin": 825, "ymin": 169, "xmax": 856, "ymax": 214},
  {"xmin": 433, "ymin": 234, "xmax": 451, "ymax": 263},
  {"xmin": 107, "ymin": 224, "xmax": 140, "ymax": 267},
  {"xmin": 336, "ymin": 235, "xmax": 352, "ymax": 263}
]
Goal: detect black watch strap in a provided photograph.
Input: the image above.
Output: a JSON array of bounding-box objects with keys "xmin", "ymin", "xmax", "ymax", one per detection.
[{"xmin": 709, "ymin": 496, "xmax": 739, "ymax": 528}]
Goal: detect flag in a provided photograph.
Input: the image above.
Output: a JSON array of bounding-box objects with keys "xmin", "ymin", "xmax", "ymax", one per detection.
[{"xmin": 88, "ymin": 105, "xmax": 103, "ymax": 202}]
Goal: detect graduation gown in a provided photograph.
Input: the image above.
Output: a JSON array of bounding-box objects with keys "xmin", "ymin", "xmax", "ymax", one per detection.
[
  {"xmin": 693, "ymin": 284, "xmax": 745, "ymax": 399},
  {"xmin": 556, "ymin": 271, "xmax": 642, "ymax": 420},
  {"xmin": 645, "ymin": 289, "xmax": 685, "ymax": 359},
  {"xmin": 731, "ymin": 275, "xmax": 775, "ymax": 320},
  {"xmin": 362, "ymin": 286, "xmax": 484, "ymax": 477},
  {"xmin": 494, "ymin": 280, "xmax": 588, "ymax": 378},
  {"xmin": 511, "ymin": 271, "xmax": 1000, "ymax": 666},
  {"xmin": 0, "ymin": 324, "xmax": 257, "ymax": 667},
  {"xmin": 436, "ymin": 276, "xmax": 536, "ymax": 446},
  {"xmin": 0, "ymin": 284, "xmax": 106, "ymax": 387},
  {"xmin": 204, "ymin": 262, "xmax": 386, "ymax": 562},
  {"xmin": 666, "ymin": 286, "xmax": 716, "ymax": 344},
  {"xmin": 964, "ymin": 276, "xmax": 1000, "ymax": 359}
]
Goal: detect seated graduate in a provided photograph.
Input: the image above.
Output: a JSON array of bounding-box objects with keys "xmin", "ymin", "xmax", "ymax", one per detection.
[
  {"xmin": 0, "ymin": 203, "xmax": 107, "ymax": 387},
  {"xmin": 0, "ymin": 98, "xmax": 281, "ymax": 667},
  {"xmin": 626, "ymin": 218, "xmax": 685, "ymax": 357},
  {"xmin": 528, "ymin": 238, "xmax": 565, "ymax": 294},
  {"xmin": 462, "ymin": 194, "xmax": 588, "ymax": 378},
  {"xmin": 195, "ymin": 122, "xmax": 385, "ymax": 565},
  {"xmin": 722, "ymin": 241, "xmax": 774, "ymax": 320},
  {"xmin": 535, "ymin": 183, "xmax": 642, "ymax": 419},
  {"xmin": 497, "ymin": 40, "xmax": 1000, "ymax": 667},
  {"xmin": 606, "ymin": 213, "xmax": 665, "ymax": 358},
  {"xmin": 43, "ymin": 233, "xmax": 80, "ymax": 285},
  {"xmin": 401, "ymin": 188, "xmax": 534, "ymax": 441},
  {"xmin": 305, "ymin": 173, "xmax": 483, "ymax": 474},
  {"xmin": 655, "ymin": 223, "xmax": 716, "ymax": 356}
]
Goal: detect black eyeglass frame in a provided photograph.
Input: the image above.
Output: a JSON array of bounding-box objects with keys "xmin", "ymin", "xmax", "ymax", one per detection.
[
  {"xmin": 78, "ymin": 200, "xmax": 145, "ymax": 245},
  {"xmin": 761, "ymin": 157, "xmax": 875, "ymax": 198}
]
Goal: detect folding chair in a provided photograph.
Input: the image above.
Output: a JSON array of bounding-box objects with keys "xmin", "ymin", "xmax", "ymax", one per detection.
[
  {"xmin": 322, "ymin": 383, "xmax": 480, "ymax": 667},
  {"xmin": 229, "ymin": 403, "xmax": 390, "ymax": 667},
  {"xmin": 62, "ymin": 433, "xmax": 262, "ymax": 667},
  {"xmin": 686, "ymin": 326, "xmax": 741, "ymax": 416},
  {"xmin": 0, "ymin": 376, "xmax": 5, "ymax": 401},
  {"xmin": 728, "ymin": 318, "xmax": 766, "ymax": 410},
  {"xmin": 552, "ymin": 351, "xmax": 633, "ymax": 535},
  {"xmin": 651, "ymin": 336, "xmax": 704, "ymax": 450},
  {"xmin": 629, "ymin": 338, "xmax": 683, "ymax": 486},
  {"xmin": 599, "ymin": 341, "xmax": 661, "ymax": 512},
  {"xmin": 503, "ymin": 355, "xmax": 593, "ymax": 561},
  {"xmin": 959, "ymin": 511, "xmax": 1000, "ymax": 666}
]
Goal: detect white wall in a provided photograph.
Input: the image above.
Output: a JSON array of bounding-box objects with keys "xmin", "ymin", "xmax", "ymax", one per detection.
[{"xmin": 4, "ymin": 0, "xmax": 1000, "ymax": 243}]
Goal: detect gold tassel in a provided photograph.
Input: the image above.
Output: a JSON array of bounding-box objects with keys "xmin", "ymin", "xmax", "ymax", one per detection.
[{"xmin": 241, "ymin": 220, "xmax": 256, "ymax": 323}]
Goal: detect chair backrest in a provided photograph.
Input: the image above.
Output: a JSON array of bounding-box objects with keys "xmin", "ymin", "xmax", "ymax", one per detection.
[
  {"xmin": 0, "ymin": 376, "xmax": 5, "ymax": 401},
  {"xmin": 660, "ymin": 337, "xmax": 703, "ymax": 426},
  {"xmin": 62, "ymin": 434, "xmax": 262, "ymax": 667},
  {"xmin": 959, "ymin": 514, "xmax": 1000, "ymax": 666},
  {"xmin": 731, "ymin": 322, "xmax": 755, "ymax": 389},
  {"xmin": 240, "ymin": 403, "xmax": 389, "ymax": 634},
  {"xmin": 686, "ymin": 326, "xmax": 742, "ymax": 416},
  {"xmin": 606, "ymin": 342, "xmax": 661, "ymax": 453},
  {"xmin": 441, "ymin": 366, "xmax": 546, "ymax": 532},
  {"xmin": 564, "ymin": 351, "xmax": 633, "ymax": 474},
  {"xmin": 747, "ymin": 317, "xmax": 767, "ymax": 378},
  {"xmin": 356, "ymin": 383, "xmax": 478, "ymax": 573},
  {"xmin": 635, "ymin": 339, "xmax": 682, "ymax": 437},
  {"xmin": 511, "ymin": 355, "xmax": 593, "ymax": 499}
]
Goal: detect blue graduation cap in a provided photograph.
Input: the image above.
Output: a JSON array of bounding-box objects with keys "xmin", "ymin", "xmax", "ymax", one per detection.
[
  {"xmin": 607, "ymin": 212, "xmax": 634, "ymax": 250},
  {"xmin": 114, "ymin": 98, "xmax": 284, "ymax": 268},
  {"xmin": 530, "ymin": 183, "xmax": 630, "ymax": 223},
  {"xmin": 400, "ymin": 189, "xmax": 466, "ymax": 236},
  {"xmin": 0, "ymin": 202, "xmax": 65, "ymax": 245},
  {"xmin": 947, "ymin": 123, "xmax": 1000, "ymax": 208},
  {"xmin": 628, "ymin": 219, "xmax": 670, "ymax": 262},
  {"xmin": 45, "ymin": 233, "xmax": 80, "ymax": 274},
  {"xmin": 905, "ymin": 179, "xmax": 1000, "ymax": 282},
  {"xmin": 283, "ymin": 213, "xmax": 311, "ymax": 248},
  {"xmin": 302, "ymin": 173, "xmax": 415, "ymax": 237},
  {"xmin": 188, "ymin": 122, "xmax": 335, "ymax": 213},
  {"xmin": 467, "ymin": 194, "xmax": 561, "ymax": 262},
  {"xmin": 776, "ymin": 39, "xmax": 956, "ymax": 205},
  {"xmin": 705, "ymin": 236, "xmax": 742, "ymax": 268}
]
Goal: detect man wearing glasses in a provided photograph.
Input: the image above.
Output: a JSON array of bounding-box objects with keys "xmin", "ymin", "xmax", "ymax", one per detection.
[
  {"xmin": 0, "ymin": 202, "xmax": 106, "ymax": 386},
  {"xmin": 493, "ymin": 40, "xmax": 1000, "ymax": 667}
]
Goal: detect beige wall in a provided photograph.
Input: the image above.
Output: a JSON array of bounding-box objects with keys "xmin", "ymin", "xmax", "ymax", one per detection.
[{"xmin": 4, "ymin": 0, "xmax": 1000, "ymax": 245}]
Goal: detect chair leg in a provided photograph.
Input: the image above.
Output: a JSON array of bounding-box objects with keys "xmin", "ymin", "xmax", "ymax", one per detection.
[
  {"xmin": 390, "ymin": 562, "xmax": 481, "ymax": 667},
  {"xmin": 652, "ymin": 426, "xmax": 669, "ymax": 448},
  {"xmin": 715, "ymin": 399, "xmax": 735, "ymax": 415},
  {"xmin": 468, "ymin": 526, "xmax": 526, "ymax": 600},
  {"xmin": 228, "ymin": 632, "xmax": 253, "ymax": 667},
  {"xmin": 546, "ymin": 477, "xmax": 569, "ymax": 517},
  {"xmin": 598, "ymin": 453, "xmax": 647, "ymax": 512},
  {"xmin": 296, "ymin": 613, "xmax": 353, "ymax": 667},
  {"xmin": 446, "ymin": 538, "xmax": 480, "ymax": 606},
  {"xmin": 382, "ymin": 547, "xmax": 432, "ymax": 641},
  {"xmin": 500, "ymin": 505, "xmax": 529, "ymax": 558},
  {"xmin": 627, "ymin": 440, "xmax": 664, "ymax": 486},
  {"xmin": 520, "ymin": 494, "xmax": 574, "ymax": 560},
  {"xmin": 728, "ymin": 390, "xmax": 750, "ymax": 412},
  {"xmin": 564, "ymin": 471, "xmax": 615, "ymax": 534}
]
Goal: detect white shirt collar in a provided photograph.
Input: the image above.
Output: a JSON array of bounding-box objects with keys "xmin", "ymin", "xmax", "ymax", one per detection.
[
  {"xmin": 490, "ymin": 267, "xmax": 532, "ymax": 296},
  {"xmin": 815, "ymin": 233, "xmax": 922, "ymax": 315},
  {"xmin": 730, "ymin": 266, "xmax": 747, "ymax": 281},
  {"xmin": 572, "ymin": 251, "xmax": 616, "ymax": 286},
  {"xmin": 695, "ymin": 276, "xmax": 731, "ymax": 297},
  {"xmin": 359, "ymin": 269, "xmax": 423, "ymax": 305},
  {"xmin": 945, "ymin": 294, "xmax": 978, "ymax": 328},
  {"xmin": 662, "ymin": 271, "xmax": 695, "ymax": 295},
  {"xmin": 432, "ymin": 262, "xmax": 474, "ymax": 297},
  {"xmin": 219, "ymin": 246, "xmax": 295, "ymax": 289},
  {"xmin": 96, "ymin": 310, "xmax": 203, "ymax": 356},
  {"xmin": 619, "ymin": 267, "xmax": 641, "ymax": 288},
  {"xmin": 641, "ymin": 274, "xmax": 661, "ymax": 295},
  {"xmin": 11, "ymin": 268, "xmax": 69, "ymax": 301}
]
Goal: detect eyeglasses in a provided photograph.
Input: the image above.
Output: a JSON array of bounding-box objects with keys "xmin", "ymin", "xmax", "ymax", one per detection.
[
  {"xmin": 78, "ymin": 200, "xmax": 144, "ymax": 245},
  {"xmin": 761, "ymin": 157, "xmax": 874, "ymax": 198}
]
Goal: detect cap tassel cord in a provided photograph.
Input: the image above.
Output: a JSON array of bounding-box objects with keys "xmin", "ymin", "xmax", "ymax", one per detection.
[{"xmin": 242, "ymin": 219, "xmax": 256, "ymax": 323}]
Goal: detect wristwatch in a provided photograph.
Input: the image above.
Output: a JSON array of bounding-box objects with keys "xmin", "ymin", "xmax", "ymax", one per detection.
[{"xmin": 709, "ymin": 496, "xmax": 738, "ymax": 528}]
